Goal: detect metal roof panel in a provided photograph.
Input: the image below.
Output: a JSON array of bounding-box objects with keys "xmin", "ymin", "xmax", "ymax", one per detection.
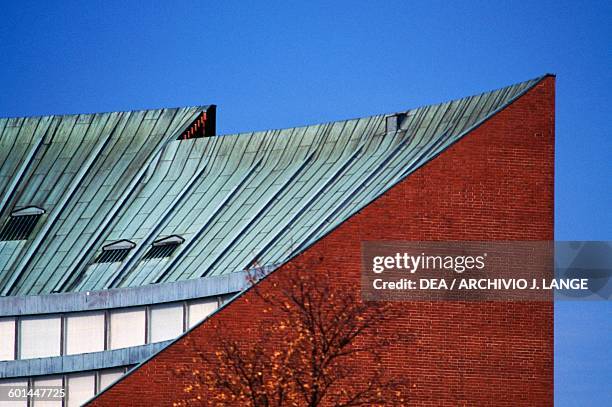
[{"xmin": 0, "ymin": 78, "xmax": 545, "ymax": 295}]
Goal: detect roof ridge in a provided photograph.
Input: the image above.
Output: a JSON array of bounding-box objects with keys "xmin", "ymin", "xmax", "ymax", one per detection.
[
  {"xmin": 0, "ymin": 105, "xmax": 211, "ymax": 121},
  {"xmin": 218, "ymin": 75, "xmax": 548, "ymax": 137}
]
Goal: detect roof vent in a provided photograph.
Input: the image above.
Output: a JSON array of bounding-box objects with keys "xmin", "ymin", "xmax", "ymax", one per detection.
[
  {"xmin": 95, "ymin": 239, "xmax": 136, "ymax": 263},
  {"xmin": 385, "ymin": 113, "xmax": 407, "ymax": 133},
  {"xmin": 143, "ymin": 235, "xmax": 184, "ymax": 260},
  {"xmin": 0, "ymin": 206, "xmax": 45, "ymax": 241},
  {"xmin": 177, "ymin": 106, "xmax": 216, "ymax": 140}
]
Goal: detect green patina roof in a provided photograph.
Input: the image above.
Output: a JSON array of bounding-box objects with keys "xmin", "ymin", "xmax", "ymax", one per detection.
[{"xmin": 0, "ymin": 77, "xmax": 545, "ymax": 296}]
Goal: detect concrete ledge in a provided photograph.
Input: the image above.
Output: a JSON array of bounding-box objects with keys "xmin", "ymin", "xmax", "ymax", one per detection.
[
  {"xmin": 0, "ymin": 271, "xmax": 250, "ymax": 316},
  {"xmin": 0, "ymin": 341, "xmax": 171, "ymax": 378}
]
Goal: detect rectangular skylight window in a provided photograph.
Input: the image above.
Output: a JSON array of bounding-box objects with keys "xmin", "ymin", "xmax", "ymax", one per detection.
[
  {"xmin": 143, "ymin": 235, "xmax": 184, "ymax": 260},
  {"xmin": 94, "ymin": 240, "xmax": 136, "ymax": 263},
  {"xmin": 0, "ymin": 206, "xmax": 45, "ymax": 241}
]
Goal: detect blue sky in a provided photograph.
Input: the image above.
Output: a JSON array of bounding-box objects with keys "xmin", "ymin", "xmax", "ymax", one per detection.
[{"xmin": 0, "ymin": 1, "xmax": 610, "ymax": 404}]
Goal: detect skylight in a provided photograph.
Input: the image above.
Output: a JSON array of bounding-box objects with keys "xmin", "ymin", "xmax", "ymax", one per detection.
[
  {"xmin": 95, "ymin": 240, "xmax": 136, "ymax": 263},
  {"xmin": 143, "ymin": 235, "xmax": 184, "ymax": 260},
  {"xmin": 0, "ymin": 206, "xmax": 45, "ymax": 241}
]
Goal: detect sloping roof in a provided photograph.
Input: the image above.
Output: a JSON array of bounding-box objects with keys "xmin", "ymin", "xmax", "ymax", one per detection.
[{"xmin": 0, "ymin": 77, "xmax": 545, "ymax": 296}]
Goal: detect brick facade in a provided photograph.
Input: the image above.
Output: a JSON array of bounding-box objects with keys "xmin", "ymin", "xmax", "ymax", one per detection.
[{"xmin": 89, "ymin": 77, "xmax": 555, "ymax": 406}]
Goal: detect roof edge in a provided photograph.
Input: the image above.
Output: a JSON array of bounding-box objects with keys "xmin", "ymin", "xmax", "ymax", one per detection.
[
  {"xmin": 217, "ymin": 74, "xmax": 551, "ymax": 137},
  {"xmin": 0, "ymin": 105, "xmax": 213, "ymax": 121}
]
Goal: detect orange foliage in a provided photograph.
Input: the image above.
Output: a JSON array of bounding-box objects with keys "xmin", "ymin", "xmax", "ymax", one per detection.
[{"xmin": 174, "ymin": 259, "xmax": 408, "ymax": 406}]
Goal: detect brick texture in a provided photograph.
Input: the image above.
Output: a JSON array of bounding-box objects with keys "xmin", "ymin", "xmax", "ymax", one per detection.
[{"xmin": 89, "ymin": 77, "xmax": 555, "ymax": 406}]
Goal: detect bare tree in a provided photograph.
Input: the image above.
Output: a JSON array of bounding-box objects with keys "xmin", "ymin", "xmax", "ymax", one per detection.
[{"xmin": 174, "ymin": 259, "xmax": 408, "ymax": 406}]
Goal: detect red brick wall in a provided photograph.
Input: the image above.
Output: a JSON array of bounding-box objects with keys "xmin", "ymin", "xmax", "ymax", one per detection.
[{"xmin": 90, "ymin": 77, "xmax": 554, "ymax": 406}]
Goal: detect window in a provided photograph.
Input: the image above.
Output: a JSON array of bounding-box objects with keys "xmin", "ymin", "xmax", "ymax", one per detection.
[
  {"xmin": 385, "ymin": 113, "xmax": 406, "ymax": 133},
  {"xmin": 99, "ymin": 367, "xmax": 125, "ymax": 392},
  {"xmin": 0, "ymin": 318, "xmax": 15, "ymax": 361},
  {"xmin": 109, "ymin": 307, "xmax": 145, "ymax": 349},
  {"xmin": 176, "ymin": 106, "xmax": 216, "ymax": 140},
  {"xmin": 95, "ymin": 240, "xmax": 135, "ymax": 263},
  {"xmin": 220, "ymin": 293, "xmax": 237, "ymax": 305},
  {"xmin": 143, "ymin": 235, "xmax": 184, "ymax": 260},
  {"xmin": 66, "ymin": 373, "xmax": 95, "ymax": 407},
  {"xmin": 32, "ymin": 376, "xmax": 63, "ymax": 407},
  {"xmin": 188, "ymin": 298, "xmax": 218, "ymax": 328},
  {"xmin": 20, "ymin": 315, "xmax": 61, "ymax": 359},
  {"xmin": 65, "ymin": 312, "xmax": 105, "ymax": 355},
  {"xmin": 149, "ymin": 303, "xmax": 183, "ymax": 342},
  {"xmin": 0, "ymin": 378, "xmax": 27, "ymax": 407},
  {"xmin": 0, "ymin": 206, "xmax": 45, "ymax": 241}
]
